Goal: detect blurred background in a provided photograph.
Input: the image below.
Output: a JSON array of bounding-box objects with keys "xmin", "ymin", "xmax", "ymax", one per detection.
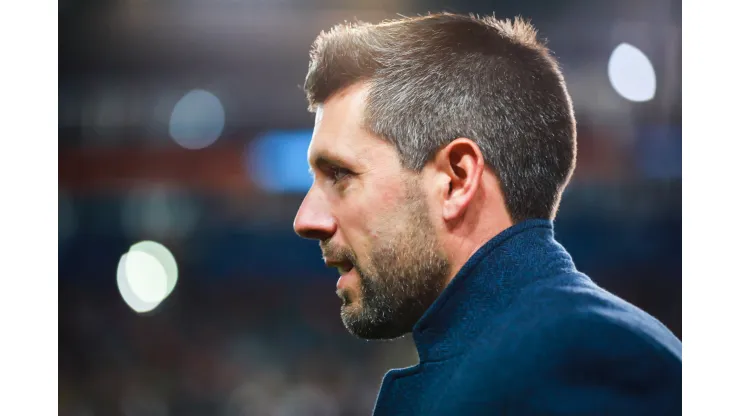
[{"xmin": 58, "ymin": 0, "xmax": 681, "ymax": 415}]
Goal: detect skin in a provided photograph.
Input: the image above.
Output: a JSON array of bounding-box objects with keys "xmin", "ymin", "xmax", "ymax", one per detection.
[{"xmin": 293, "ymin": 82, "xmax": 513, "ymax": 340}]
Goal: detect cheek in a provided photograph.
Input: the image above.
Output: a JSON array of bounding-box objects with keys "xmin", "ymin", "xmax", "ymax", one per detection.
[
  {"xmin": 338, "ymin": 177, "xmax": 404, "ymax": 245},
  {"xmin": 334, "ymin": 204, "xmax": 374, "ymax": 252},
  {"xmin": 379, "ymin": 182, "xmax": 403, "ymax": 205},
  {"xmin": 353, "ymin": 215, "xmax": 379, "ymax": 244}
]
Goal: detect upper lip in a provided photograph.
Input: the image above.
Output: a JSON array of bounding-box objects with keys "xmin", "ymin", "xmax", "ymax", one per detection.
[{"xmin": 324, "ymin": 259, "xmax": 353, "ymax": 269}]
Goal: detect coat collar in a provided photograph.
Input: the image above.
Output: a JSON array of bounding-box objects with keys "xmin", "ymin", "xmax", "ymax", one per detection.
[{"xmin": 410, "ymin": 219, "xmax": 577, "ymax": 362}]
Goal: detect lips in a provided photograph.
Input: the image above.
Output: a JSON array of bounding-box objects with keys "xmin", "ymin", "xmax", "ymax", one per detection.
[
  {"xmin": 335, "ymin": 262, "xmax": 354, "ymax": 291},
  {"xmin": 325, "ymin": 258, "xmax": 354, "ymax": 275}
]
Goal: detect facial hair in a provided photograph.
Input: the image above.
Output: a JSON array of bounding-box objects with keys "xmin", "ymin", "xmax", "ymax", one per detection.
[{"xmin": 323, "ymin": 181, "xmax": 451, "ymax": 340}]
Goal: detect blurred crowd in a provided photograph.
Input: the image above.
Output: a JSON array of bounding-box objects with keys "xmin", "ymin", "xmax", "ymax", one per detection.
[{"xmin": 60, "ymin": 281, "xmax": 418, "ymax": 416}]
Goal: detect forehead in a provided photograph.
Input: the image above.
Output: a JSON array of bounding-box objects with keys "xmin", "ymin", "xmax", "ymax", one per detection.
[{"xmin": 308, "ymin": 84, "xmax": 393, "ymax": 168}]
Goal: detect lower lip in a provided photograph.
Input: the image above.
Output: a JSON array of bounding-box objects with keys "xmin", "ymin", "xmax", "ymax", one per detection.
[{"xmin": 337, "ymin": 268, "xmax": 354, "ymax": 289}]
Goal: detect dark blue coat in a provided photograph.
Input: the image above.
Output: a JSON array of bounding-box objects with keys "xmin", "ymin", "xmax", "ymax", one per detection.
[{"xmin": 372, "ymin": 220, "xmax": 682, "ymax": 415}]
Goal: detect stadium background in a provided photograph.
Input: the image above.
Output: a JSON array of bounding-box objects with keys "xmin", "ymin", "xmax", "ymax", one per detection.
[{"xmin": 59, "ymin": 0, "xmax": 681, "ymax": 414}]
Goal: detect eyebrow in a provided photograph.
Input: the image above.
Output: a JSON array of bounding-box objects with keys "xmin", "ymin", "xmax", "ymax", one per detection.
[{"xmin": 307, "ymin": 153, "xmax": 350, "ymax": 176}]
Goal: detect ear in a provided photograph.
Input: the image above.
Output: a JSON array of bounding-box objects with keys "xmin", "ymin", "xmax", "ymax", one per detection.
[{"xmin": 431, "ymin": 138, "xmax": 486, "ymax": 221}]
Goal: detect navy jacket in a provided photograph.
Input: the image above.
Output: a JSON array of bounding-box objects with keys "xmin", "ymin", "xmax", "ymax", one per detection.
[{"xmin": 372, "ymin": 220, "xmax": 682, "ymax": 416}]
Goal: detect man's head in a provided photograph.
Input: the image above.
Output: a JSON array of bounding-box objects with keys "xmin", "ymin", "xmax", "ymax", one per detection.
[{"xmin": 293, "ymin": 13, "xmax": 577, "ymax": 340}]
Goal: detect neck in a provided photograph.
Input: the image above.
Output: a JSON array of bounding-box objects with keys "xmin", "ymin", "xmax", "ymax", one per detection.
[{"xmin": 441, "ymin": 173, "xmax": 514, "ymax": 286}]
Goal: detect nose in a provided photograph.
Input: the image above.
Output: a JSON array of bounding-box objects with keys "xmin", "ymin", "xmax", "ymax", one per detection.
[{"xmin": 293, "ymin": 188, "xmax": 337, "ymax": 241}]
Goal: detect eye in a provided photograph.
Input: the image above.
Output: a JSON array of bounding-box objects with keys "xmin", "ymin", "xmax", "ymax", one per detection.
[{"xmin": 329, "ymin": 166, "xmax": 352, "ymax": 183}]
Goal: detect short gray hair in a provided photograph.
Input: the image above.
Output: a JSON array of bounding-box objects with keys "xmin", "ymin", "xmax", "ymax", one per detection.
[{"xmin": 304, "ymin": 13, "xmax": 577, "ymax": 222}]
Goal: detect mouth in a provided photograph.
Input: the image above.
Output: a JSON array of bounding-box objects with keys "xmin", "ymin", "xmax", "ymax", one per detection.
[
  {"xmin": 325, "ymin": 258, "xmax": 355, "ymax": 275},
  {"xmin": 336, "ymin": 262, "xmax": 354, "ymax": 276}
]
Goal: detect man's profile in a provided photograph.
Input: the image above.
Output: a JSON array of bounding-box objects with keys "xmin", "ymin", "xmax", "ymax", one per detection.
[{"xmin": 293, "ymin": 12, "xmax": 681, "ymax": 415}]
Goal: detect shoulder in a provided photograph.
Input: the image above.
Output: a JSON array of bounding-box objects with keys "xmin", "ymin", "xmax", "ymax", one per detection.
[
  {"xmin": 466, "ymin": 287, "xmax": 682, "ymax": 377},
  {"xmin": 455, "ymin": 273, "xmax": 682, "ymax": 414},
  {"xmin": 497, "ymin": 272, "xmax": 682, "ymax": 360}
]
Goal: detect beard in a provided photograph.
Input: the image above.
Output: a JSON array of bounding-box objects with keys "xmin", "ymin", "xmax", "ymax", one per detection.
[{"xmin": 322, "ymin": 181, "xmax": 451, "ymax": 340}]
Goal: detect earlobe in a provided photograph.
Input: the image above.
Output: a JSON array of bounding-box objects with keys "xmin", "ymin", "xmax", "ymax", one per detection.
[{"xmin": 442, "ymin": 199, "xmax": 462, "ymax": 222}]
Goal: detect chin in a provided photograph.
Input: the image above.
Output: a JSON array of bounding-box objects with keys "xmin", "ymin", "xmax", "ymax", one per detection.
[
  {"xmin": 336, "ymin": 286, "xmax": 356, "ymax": 306},
  {"xmin": 340, "ymin": 308, "xmax": 411, "ymax": 340}
]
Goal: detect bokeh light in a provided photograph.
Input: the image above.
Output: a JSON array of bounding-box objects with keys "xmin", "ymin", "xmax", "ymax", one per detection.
[
  {"xmin": 117, "ymin": 252, "xmax": 165, "ymax": 313},
  {"xmin": 247, "ymin": 130, "xmax": 313, "ymax": 193},
  {"xmin": 129, "ymin": 240, "xmax": 178, "ymax": 297},
  {"xmin": 608, "ymin": 43, "xmax": 657, "ymax": 102},
  {"xmin": 169, "ymin": 89, "xmax": 225, "ymax": 149},
  {"xmin": 117, "ymin": 241, "xmax": 178, "ymax": 314}
]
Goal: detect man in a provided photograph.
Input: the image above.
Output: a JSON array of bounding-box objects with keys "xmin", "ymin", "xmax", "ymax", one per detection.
[{"xmin": 293, "ymin": 13, "xmax": 681, "ymax": 415}]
